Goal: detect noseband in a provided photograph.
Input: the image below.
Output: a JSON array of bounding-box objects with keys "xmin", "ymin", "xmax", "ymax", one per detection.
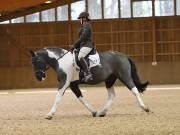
[{"xmin": 35, "ymin": 69, "xmax": 46, "ymax": 74}]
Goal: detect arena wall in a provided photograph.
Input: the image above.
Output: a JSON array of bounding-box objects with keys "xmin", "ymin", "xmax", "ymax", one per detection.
[{"xmin": 0, "ymin": 16, "xmax": 180, "ymax": 89}]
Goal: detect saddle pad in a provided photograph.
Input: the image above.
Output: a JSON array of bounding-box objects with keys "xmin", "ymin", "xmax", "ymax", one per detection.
[
  {"xmin": 88, "ymin": 53, "xmax": 101, "ymax": 68},
  {"xmin": 73, "ymin": 51, "xmax": 101, "ymax": 70}
]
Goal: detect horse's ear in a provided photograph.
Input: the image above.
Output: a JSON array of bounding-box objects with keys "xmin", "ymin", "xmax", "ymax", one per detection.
[{"xmin": 29, "ymin": 50, "xmax": 36, "ymax": 57}]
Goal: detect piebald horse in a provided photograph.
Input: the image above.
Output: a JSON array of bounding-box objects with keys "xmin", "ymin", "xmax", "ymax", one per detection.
[{"xmin": 29, "ymin": 47, "xmax": 150, "ymax": 120}]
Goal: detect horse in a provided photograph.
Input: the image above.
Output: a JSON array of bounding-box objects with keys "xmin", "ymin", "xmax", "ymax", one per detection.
[{"xmin": 29, "ymin": 47, "xmax": 150, "ymax": 120}]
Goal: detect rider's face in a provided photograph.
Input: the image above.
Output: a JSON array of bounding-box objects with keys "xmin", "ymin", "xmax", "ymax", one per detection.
[
  {"xmin": 80, "ymin": 18, "xmax": 87, "ymax": 24},
  {"xmin": 80, "ymin": 18, "xmax": 83, "ymax": 24}
]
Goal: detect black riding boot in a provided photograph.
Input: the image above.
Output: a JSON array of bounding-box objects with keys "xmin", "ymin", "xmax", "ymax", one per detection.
[{"xmin": 80, "ymin": 58, "xmax": 92, "ymax": 82}]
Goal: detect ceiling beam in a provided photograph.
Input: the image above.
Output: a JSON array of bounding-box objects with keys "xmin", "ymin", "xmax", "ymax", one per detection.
[{"xmin": 0, "ymin": 0, "xmax": 80, "ymax": 22}]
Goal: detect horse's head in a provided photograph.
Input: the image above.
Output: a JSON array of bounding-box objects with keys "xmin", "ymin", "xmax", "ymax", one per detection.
[{"xmin": 29, "ymin": 50, "xmax": 47, "ymax": 81}]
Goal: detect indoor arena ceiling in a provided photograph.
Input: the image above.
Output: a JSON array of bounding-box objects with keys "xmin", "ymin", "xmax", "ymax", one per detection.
[
  {"xmin": 0, "ymin": 0, "xmax": 51, "ymax": 12},
  {"xmin": 0, "ymin": 0, "xmax": 80, "ymax": 22}
]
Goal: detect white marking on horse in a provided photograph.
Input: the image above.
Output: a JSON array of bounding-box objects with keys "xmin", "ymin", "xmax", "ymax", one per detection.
[
  {"xmin": 132, "ymin": 87, "xmax": 147, "ymax": 110},
  {"xmin": 46, "ymin": 49, "xmax": 79, "ymax": 82},
  {"xmin": 46, "ymin": 81, "xmax": 70, "ymax": 119},
  {"xmin": 78, "ymin": 96, "xmax": 96, "ymax": 113},
  {"xmin": 97, "ymin": 87, "xmax": 115, "ymax": 116}
]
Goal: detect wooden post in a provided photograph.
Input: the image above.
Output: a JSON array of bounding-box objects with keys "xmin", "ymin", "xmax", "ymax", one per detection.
[
  {"xmin": 118, "ymin": 0, "xmax": 121, "ymax": 18},
  {"xmin": 24, "ymin": 15, "xmax": 27, "ymax": 23},
  {"xmin": 110, "ymin": 21, "xmax": 114, "ymax": 50},
  {"xmin": 55, "ymin": 7, "xmax": 58, "ymax": 21},
  {"xmin": 85, "ymin": 0, "xmax": 88, "ymax": 12},
  {"xmin": 152, "ymin": 0, "xmax": 157, "ymax": 64},
  {"xmin": 68, "ymin": 3, "xmax": 72, "ymax": 49},
  {"xmin": 130, "ymin": 0, "xmax": 133, "ymax": 18},
  {"xmin": 101, "ymin": 0, "xmax": 104, "ymax": 19},
  {"xmin": 39, "ymin": 11, "xmax": 42, "ymax": 22},
  {"xmin": 174, "ymin": 0, "xmax": 177, "ymax": 16}
]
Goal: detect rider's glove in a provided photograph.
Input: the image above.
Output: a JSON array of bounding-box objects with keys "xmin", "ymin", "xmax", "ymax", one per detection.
[{"xmin": 70, "ymin": 47, "xmax": 75, "ymax": 52}]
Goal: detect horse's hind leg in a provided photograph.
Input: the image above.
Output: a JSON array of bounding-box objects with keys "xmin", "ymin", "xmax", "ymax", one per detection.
[
  {"xmin": 96, "ymin": 75, "xmax": 116, "ymax": 117},
  {"xmin": 131, "ymin": 87, "xmax": 149, "ymax": 112},
  {"xmin": 119, "ymin": 74, "xmax": 149, "ymax": 113},
  {"xmin": 70, "ymin": 82, "xmax": 97, "ymax": 116}
]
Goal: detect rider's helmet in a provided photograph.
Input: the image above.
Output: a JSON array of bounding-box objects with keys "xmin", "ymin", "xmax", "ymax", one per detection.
[{"xmin": 78, "ymin": 12, "xmax": 90, "ymax": 21}]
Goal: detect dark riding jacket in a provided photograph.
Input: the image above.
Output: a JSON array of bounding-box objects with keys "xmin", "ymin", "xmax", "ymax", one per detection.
[{"xmin": 73, "ymin": 22, "xmax": 94, "ymax": 50}]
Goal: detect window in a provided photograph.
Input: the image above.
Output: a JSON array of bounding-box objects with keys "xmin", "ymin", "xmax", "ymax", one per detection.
[
  {"xmin": 41, "ymin": 8, "xmax": 55, "ymax": 22},
  {"xmin": 57, "ymin": 5, "xmax": 68, "ymax": 21},
  {"xmin": 133, "ymin": 1, "xmax": 152, "ymax": 17},
  {"xmin": 120, "ymin": 0, "xmax": 131, "ymax": 18},
  {"xmin": 71, "ymin": 0, "xmax": 86, "ymax": 20},
  {"xmin": 0, "ymin": 20, "xmax": 10, "ymax": 24},
  {"xmin": 88, "ymin": 0, "xmax": 102, "ymax": 19},
  {"xmin": 155, "ymin": 0, "xmax": 174, "ymax": 16},
  {"xmin": 177, "ymin": 0, "xmax": 180, "ymax": 15},
  {"xmin": 11, "ymin": 17, "xmax": 24, "ymax": 23},
  {"xmin": 104, "ymin": 0, "xmax": 119, "ymax": 18},
  {"xmin": 26, "ymin": 12, "xmax": 40, "ymax": 22}
]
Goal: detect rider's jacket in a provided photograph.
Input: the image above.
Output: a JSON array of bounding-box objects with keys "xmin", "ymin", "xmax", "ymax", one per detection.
[{"xmin": 73, "ymin": 22, "xmax": 94, "ymax": 50}]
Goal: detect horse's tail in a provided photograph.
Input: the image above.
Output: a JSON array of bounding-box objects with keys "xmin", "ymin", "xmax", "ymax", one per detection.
[{"xmin": 128, "ymin": 58, "xmax": 149, "ymax": 93}]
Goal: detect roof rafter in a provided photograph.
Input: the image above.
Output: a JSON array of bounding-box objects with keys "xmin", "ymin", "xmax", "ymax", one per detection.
[{"xmin": 0, "ymin": 0, "xmax": 80, "ymax": 22}]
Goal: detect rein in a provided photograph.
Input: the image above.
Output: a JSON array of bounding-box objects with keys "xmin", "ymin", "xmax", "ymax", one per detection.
[
  {"xmin": 56, "ymin": 51, "xmax": 70, "ymax": 61},
  {"xmin": 45, "ymin": 51, "xmax": 70, "ymax": 71}
]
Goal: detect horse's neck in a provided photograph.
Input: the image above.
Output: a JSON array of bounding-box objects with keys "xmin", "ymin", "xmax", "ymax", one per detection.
[
  {"xmin": 45, "ymin": 49, "xmax": 71, "ymax": 71},
  {"xmin": 46, "ymin": 48, "xmax": 67, "ymax": 59}
]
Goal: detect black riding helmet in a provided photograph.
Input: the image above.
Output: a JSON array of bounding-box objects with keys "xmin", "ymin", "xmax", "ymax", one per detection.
[{"xmin": 78, "ymin": 12, "xmax": 90, "ymax": 20}]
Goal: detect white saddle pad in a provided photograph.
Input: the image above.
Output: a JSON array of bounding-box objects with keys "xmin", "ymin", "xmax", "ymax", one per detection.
[
  {"xmin": 73, "ymin": 52, "xmax": 101, "ymax": 70},
  {"xmin": 88, "ymin": 52, "xmax": 101, "ymax": 68}
]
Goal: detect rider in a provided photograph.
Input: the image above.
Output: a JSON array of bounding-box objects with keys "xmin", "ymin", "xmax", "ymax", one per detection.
[{"xmin": 71, "ymin": 12, "xmax": 95, "ymax": 82}]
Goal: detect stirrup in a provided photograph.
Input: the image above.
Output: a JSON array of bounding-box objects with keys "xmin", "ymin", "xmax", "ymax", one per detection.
[{"xmin": 82, "ymin": 73, "xmax": 93, "ymax": 82}]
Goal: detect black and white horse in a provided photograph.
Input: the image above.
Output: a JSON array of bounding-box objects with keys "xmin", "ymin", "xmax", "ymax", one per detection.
[{"xmin": 29, "ymin": 47, "xmax": 150, "ymax": 119}]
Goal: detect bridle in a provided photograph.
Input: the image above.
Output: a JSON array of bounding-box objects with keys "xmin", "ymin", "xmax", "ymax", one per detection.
[
  {"xmin": 32, "ymin": 50, "xmax": 71, "ymax": 79},
  {"xmin": 35, "ymin": 69, "xmax": 46, "ymax": 74}
]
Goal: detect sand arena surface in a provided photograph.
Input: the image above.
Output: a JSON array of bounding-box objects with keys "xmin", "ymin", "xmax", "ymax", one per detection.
[{"xmin": 0, "ymin": 85, "xmax": 180, "ymax": 135}]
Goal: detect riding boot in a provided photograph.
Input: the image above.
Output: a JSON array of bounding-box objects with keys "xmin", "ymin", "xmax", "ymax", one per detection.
[{"xmin": 79, "ymin": 58, "xmax": 93, "ymax": 82}]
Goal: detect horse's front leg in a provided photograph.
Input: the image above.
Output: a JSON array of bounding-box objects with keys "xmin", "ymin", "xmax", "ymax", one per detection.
[
  {"xmin": 70, "ymin": 82, "xmax": 97, "ymax": 117},
  {"xmin": 96, "ymin": 86, "xmax": 115, "ymax": 117},
  {"xmin": 45, "ymin": 79, "xmax": 70, "ymax": 120}
]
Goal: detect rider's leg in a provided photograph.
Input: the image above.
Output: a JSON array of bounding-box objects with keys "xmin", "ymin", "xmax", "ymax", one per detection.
[{"xmin": 78, "ymin": 47, "xmax": 92, "ymax": 81}]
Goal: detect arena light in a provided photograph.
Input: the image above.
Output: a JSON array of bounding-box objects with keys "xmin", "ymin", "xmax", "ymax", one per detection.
[{"xmin": 44, "ymin": 0, "xmax": 52, "ymax": 4}]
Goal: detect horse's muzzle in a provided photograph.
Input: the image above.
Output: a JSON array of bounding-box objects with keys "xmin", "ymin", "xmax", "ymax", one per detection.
[{"xmin": 35, "ymin": 70, "xmax": 46, "ymax": 81}]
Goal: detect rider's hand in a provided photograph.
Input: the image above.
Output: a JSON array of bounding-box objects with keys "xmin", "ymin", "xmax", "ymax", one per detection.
[{"xmin": 70, "ymin": 47, "xmax": 74, "ymax": 52}]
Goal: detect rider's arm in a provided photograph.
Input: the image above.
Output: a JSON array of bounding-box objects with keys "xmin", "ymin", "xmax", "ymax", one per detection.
[
  {"xmin": 74, "ymin": 24, "xmax": 90, "ymax": 48},
  {"xmin": 72, "ymin": 23, "xmax": 90, "ymax": 50},
  {"xmin": 73, "ymin": 40, "xmax": 81, "ymax": 49}
]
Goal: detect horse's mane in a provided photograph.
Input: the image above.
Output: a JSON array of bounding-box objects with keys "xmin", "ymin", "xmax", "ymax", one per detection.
[{"xmin": 37, "ymin": 47, "xmax": 67, "ymax": 58}]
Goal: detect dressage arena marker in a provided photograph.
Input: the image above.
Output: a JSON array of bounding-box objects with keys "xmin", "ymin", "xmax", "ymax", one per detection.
[
  {"xmin": 0, "ymin": 86, "xmax": 180, "ymax": 95},
  {"xmin": 147, "ymin": 87, "xmax": 180, "ymax": 90},
  {"xmin": 0, "ymin": 92, "xmax": 8, "ymax": 95},
  {"xmin": 0, "ymin": 89, "xmax": 86, "ymax": 95}
]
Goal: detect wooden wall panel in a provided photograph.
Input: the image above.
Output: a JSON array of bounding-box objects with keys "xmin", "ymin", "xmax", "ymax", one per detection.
[
  {"xmin": 91, "ymin": 19, "xmax": 153, "ymax": 62},
  {"xmin": 156, "ymin": 17, "xmax": 180, "ymax": 62},
  {"xmin": 0, "ymin": 16, "xmax": 180, "ymax": 88},
  {"xmin": 0, "ymin": 22, "xmax": 70, "ymax": 67},
  {"xmin": 1, "ymin": 16, "xmax": 180, "ymax": 67}
]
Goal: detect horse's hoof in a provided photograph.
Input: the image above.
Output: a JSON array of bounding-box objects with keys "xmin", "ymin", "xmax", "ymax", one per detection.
[
  {"xmin": 45, "ymin": 115, "xmax": 53, "ymax": 120},
  {"xmin": 96, "ymin": 112, "xmax": 106, "ymax": 117},
  {"xmin": 92, "ymin": 112, "xmax": 97, "ymax": 117},
  {"xmin": 146, "ymin": 107, "xmax": 154, "ymax": 114},
  {"xmin": 99, "ymin": 113, "xmax": 106, "ymax": 117},
  {"xmin": 145, "ymin": 108, "xmax": 149, "ymax": 113},
  {"xmin": 145, "ymin": 107, "xmax": 153, "ymax": 114}
]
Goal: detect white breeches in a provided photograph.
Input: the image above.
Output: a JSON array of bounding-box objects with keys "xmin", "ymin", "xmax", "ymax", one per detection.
[{"xmin": 78, "ymin": 47, "xmax": 92, "ymax": 60}]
